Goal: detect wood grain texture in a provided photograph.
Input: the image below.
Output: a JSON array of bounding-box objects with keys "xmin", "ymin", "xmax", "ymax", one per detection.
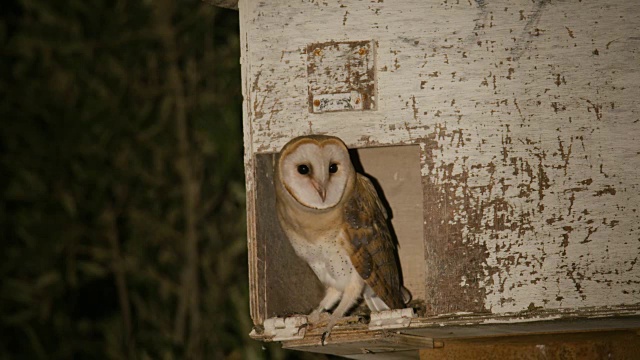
[{"xmin": 241, "ymin": 0, "xmax": 640, "ymax": 325}]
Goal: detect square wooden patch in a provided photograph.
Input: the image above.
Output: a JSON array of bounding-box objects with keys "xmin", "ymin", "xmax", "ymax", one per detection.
[{"xmin": 307, "ymin": 40, "xmax": 377, "ymax": 113}]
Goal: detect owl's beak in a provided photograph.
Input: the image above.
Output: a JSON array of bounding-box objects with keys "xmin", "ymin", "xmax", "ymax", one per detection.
[{"xmin": 311, "ymin": 179, "xmax": 327, "ymax": 202}]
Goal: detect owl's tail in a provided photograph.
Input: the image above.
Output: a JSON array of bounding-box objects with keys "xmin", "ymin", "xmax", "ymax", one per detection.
[
  {"xmin": 401, "ymin": 286, "xmax": 412, "ymax": 305},
  {"xmin": 364, "ymin": 285, "xmax": 412, "ymax": 311},
  {"xmin": 364, "ymin": 293, "xmax": 390, "ymax": 312},
  {"xmin": 363, "ymin": 286, "xmax": 389, "ymax": 311}
]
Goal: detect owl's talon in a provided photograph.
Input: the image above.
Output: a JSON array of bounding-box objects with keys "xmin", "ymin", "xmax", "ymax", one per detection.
[
  {"xmin": 296, "ymin": 322, "xmax": 308, "ymax": 334},
  {"xmin": 320, "ymin": 316, "xmax": 337, "ymax": 346},
  {"xmin": 321, "ymin": 330, "xmax": 330, "ymax": 346}
]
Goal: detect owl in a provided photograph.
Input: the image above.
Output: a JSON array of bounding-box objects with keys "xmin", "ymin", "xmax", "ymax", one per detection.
[{"xmin": 275, "ymin": 135, "xmax": 409, "ymax": 343}]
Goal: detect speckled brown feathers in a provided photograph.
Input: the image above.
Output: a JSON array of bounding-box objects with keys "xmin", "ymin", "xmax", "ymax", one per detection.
[{"xmin": 344, "ymin": 174, "xmax": 405, "ymax": 310}]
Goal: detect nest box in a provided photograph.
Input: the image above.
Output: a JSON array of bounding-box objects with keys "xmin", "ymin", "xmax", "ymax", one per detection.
[{"xmin": 230, "ymin": 0, "xmax": 640, "ymax": 357}]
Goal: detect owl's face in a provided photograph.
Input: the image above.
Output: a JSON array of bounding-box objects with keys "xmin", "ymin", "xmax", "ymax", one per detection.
[{"xmin": 277, "ymin": 136, "xmax": 355, "ymax": 210}]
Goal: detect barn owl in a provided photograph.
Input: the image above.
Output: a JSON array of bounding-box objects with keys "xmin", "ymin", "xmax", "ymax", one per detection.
[{"xmin": 275, "ymin": 135, "xmax": 409, "ymax": 343}]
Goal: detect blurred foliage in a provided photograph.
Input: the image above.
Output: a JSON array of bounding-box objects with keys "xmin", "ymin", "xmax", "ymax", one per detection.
[{"xmin": 0, "ymin": 0, "xmax": 330, "ymax": 359}]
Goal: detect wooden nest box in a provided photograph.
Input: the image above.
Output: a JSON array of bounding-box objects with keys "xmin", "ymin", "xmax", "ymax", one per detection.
[{"xmin": 230, "ymin": 0, "xmax": 640, "ymax": 357}]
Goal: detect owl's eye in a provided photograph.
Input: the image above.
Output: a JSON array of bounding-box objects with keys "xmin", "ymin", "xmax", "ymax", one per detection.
[
  {"xmin": 329, "ymin": 163, "xmax": 338, "ymax": 174},
  {"xmin": 297, "ymin": 164, "xmax": 310, "ymax": 175}
]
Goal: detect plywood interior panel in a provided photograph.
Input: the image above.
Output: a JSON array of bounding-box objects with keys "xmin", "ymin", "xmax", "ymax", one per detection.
[{"xmin": 355, "ymin": 145, "xmax": 425, "ymax": 302}]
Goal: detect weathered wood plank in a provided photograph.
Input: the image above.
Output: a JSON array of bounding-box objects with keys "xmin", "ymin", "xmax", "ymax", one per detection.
[{"xmin": 281, "ymin": 313, "xmax": 640, "ymax": 359}]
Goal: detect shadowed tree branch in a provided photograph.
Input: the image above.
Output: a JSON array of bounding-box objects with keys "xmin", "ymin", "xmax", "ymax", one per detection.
[{"xmin": 152, "ymin": 0, "xmax": 202, "ymax": 357}]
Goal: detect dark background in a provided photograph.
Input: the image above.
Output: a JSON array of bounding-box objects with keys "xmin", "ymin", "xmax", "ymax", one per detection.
[{"xmin": 0, "ymin": 0, "xmax": 331, "ymax": 358}]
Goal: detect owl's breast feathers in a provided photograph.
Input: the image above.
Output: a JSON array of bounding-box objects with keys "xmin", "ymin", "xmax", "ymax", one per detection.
[{"xmin": 343, "ymin": 174, "xmax": 406, "ymax": 310}]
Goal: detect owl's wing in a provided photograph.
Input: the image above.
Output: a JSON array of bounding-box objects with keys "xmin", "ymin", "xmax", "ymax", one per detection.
[{"xmin": 344, "ymin": 174, "xmax": 405, "ymax": 310}]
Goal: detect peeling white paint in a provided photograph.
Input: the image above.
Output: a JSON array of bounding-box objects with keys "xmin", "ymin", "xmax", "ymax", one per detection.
[{"xmin": 479, "ymin": 315, "xmax": 564, "ymax": 325}]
